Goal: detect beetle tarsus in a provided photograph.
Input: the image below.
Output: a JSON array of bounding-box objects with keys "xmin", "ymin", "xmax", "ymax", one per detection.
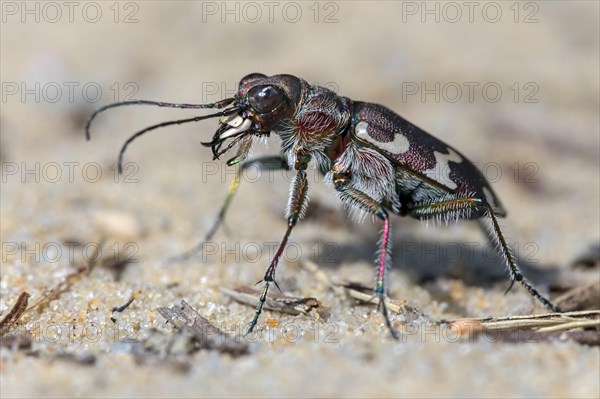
[{"xmin": 379, "ymin": 295, "xmax": 400, "ymax": 340}]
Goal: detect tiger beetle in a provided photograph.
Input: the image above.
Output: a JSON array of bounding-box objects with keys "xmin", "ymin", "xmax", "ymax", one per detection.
[{"xmin": 86, "ymin": 73, "xmax": 561, "ymax": 339}]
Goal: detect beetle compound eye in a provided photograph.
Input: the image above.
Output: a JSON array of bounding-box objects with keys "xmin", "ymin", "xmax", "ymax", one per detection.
[
  {"xmin": 248, "ymin": 85, "xmax": 284, "ymax": 114},
  {"xmin": 239, "ymin": 73, "xmax": 267, "ymax": 88}
]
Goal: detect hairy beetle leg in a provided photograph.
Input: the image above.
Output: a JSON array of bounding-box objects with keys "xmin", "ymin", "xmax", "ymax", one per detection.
[
  {"xmin": 411, "ymin": 197, "xmax": 560, "ymax": 312},
  {"xmin": 335, "ymin": 185, "xmax": 399, "ymax": 339},
  {"xmin": 482, "ymin": 203, "xmax": 561, "ymax": 313},
  {"xmin": 247, "ymin": 170, "xmax": 309, "ymax": 334}
]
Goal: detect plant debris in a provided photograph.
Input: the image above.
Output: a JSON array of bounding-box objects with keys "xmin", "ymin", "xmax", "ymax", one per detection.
[
  {"xmin": 157, "ymin": 300, "xmax": 248, "ymax": 357},
  {"xmin": 0, "ymin": 292, "xmax": 31, "ymax": 336},
  {"xmin": 110, "ymin": 292, "xmax": 138, "ymax": 323},
  {"xmin": 446, "ymin": 310, "xmax": 600, "ymax": 346},
  {"xmin": 301, "ymin": 260, "xmax": 424, "ymax": 320},
  {"xmin": 22, "ymin": 239, "xmax": 104, "ymax": 315},
  {"xmin": 221, "ymin": 286, "xmax": 322, "ymax": 315},
  {"xmin": 338, "ymin": 282, "xmax": 406, "ymax": 314}
]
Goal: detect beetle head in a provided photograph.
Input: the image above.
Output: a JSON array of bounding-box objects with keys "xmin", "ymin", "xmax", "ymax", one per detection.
[
  {"xmin": 235, "ymin": 73, "xmax": 303, "ymax": 132},
  {"xmin": 201, "ymin": 73, "xmax": 304, "ymax": 160}
]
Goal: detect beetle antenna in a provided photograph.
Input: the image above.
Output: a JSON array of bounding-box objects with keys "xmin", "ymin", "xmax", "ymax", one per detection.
[
  {"xmin": 117, "ymin": 107, "xmax": 239, "ymax": 174},
  {"xmin": 86, "ymin": 98, "xmax": 235, "ymax": 140}
]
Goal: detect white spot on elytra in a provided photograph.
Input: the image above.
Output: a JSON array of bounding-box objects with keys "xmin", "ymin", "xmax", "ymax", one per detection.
[
  {"xmin": 424, "ymin": 148, "xmax": 463, "ymax": 189},
  {"xmin": 355, "ymin": 121, "xmax": 410, "ymax": 154}
]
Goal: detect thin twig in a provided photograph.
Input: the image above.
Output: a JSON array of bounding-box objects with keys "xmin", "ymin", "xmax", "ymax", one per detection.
[{"xmin": 0, "ymin": 292, "xmax": 31, "ymax": 335}]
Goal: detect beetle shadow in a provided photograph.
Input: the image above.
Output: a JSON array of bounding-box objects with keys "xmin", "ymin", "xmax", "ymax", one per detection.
[{"xmin": 311, "ymin": 227, "xmax": 561, "ymax": 313}]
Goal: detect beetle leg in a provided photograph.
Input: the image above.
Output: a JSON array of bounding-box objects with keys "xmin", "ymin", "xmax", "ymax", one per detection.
[
  {"xmin": 410, "ymin": 198, "xmax": 560, "ymax": 312},
  {"xmin": 247, "ymin": 169, "xmax": 309, "ymax": 334},
  {"xmin": 409, "ymin": 195, "xmax": 484, "ymax": 223},
  {"xmin": 480, "ymin": 203, "xmax": 561, "ymax": 312},
  {"xmin": 169, "ymin": 154, "xmax": 290, "ymax": 263},
  {"xmin": 334, "ymin": 178, "xmax": 399, "ymax": 339}
]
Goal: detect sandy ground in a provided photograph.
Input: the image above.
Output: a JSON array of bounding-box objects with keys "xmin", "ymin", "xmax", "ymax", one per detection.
[{"xmin": 1, "ymin": 1, "xmax": 599, "ymax": 398}]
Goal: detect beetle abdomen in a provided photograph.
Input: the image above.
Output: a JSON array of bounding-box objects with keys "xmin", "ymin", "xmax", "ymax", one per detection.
[{"xmin": 349, "ymin": 102, "xmax": 506, "ymax": 216}]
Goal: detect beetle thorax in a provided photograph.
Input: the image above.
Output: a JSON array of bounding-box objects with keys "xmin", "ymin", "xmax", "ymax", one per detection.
[{"xmin": 277, "ymin": 85, "xmax": 351, "ymax": 161}]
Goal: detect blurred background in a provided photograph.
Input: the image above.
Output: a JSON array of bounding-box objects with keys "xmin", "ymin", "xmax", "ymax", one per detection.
[{"xmin": 1, "ymin": 1, "xmax": 599, "ymax": 398}]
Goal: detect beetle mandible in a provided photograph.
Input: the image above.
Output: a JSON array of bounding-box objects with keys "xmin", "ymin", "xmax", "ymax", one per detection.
[{"xmin": 86, "ymin": 73, "xmax": 561, "ymax": 338}]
